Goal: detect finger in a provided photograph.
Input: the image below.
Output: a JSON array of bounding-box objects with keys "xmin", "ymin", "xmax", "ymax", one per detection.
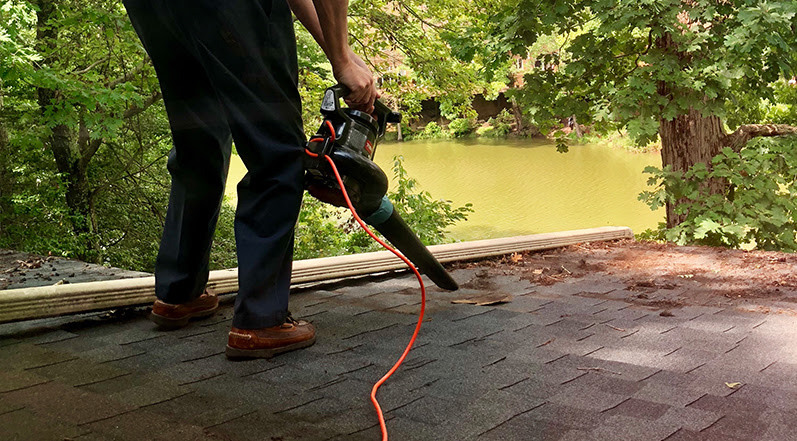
[
  {"xmin": 368, "ymin": 86, "xmax": 378, "ymax": 109},
  {"xmin": 343, "ymin": 97, "xmax": 370, "ymax": 113},
  {"xmin": 347, "ymin": 88, "xmax": 367, "ymax": 107}
]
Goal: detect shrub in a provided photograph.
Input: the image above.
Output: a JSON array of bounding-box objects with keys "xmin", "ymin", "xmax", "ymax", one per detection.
[
  {"xmin": 387, "ymin": 156, "xmax": 474, "ymax": 245},
  {"xmin": 639, "ymin": 137, "xmax": 797, "ymax": 251},
  {"xmin": 478, "ymin": 109, "xmax": 514, "ymax": 138},
  {"xmin": 416, "ymin": 121, "xmax": 448, "ymax": 140},
  {"xmin": 448, "ymin": 118, "xmax": 474, "ymax": 137},
  {"xmin": 476, "ymin": 125, "xmax": 497, "ymax": 137}
]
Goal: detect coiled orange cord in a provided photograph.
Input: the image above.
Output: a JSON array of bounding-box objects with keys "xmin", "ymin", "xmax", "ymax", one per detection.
[{"xmin": 306, "ymin": 123, "xmax": 426, "ymax": 441}]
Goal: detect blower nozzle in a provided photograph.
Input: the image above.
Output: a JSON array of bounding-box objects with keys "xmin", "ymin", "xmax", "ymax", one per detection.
[{"xmin": 304, "ymin": 85, "xmax": 458, "ymax": 291}]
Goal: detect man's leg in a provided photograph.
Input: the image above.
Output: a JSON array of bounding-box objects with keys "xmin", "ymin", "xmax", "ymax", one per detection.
[
  {"xmin": 124, "ymin": 0, "xmax": 233, "ymax": 305},
  {"xmin": 167, "ymin": 0, "xmax": 306, "ymax": 329}
]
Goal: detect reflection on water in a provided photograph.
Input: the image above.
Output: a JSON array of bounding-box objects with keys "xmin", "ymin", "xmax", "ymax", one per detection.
[{"xmin": 226, "ymin": 138, "xmax": 664, "ymax": 240}]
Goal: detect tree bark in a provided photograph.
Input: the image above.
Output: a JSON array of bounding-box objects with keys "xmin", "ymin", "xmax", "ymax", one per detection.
[
  {"xmin": 36, "ymin": 0, "xmax": 99, "ymax": 261},
  {"xmin": 655, "ymin": 31, "xmax": 727, "ymax": 228},
  {"xmin": 571, "ymin": 115, "xmax": 583, "ymax": 138},
  {"xmin": 725, "ymin": 124, "xmax": 797, "ymax": 152},
  {"xmin": 0, "ymin": 80, "xmax": 11, "ymax": 235},
  {"xmin": 511, "ymin": 98, "xmax": 526, "ymax": 132},
  {"xmin": 658, "ymin": 109, "xmax": 726, "ymax": 228}
]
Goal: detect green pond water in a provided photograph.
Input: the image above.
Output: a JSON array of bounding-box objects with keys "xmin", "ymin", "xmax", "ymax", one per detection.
[{"xmin": 226, "ymin": 139, "xmax": 664, "ymax": 241}]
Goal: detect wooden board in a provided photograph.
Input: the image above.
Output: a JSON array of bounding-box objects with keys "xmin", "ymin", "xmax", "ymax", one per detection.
[{"xmin": 0, "ymin": 226, "xmax": 632, "ymax": 323}]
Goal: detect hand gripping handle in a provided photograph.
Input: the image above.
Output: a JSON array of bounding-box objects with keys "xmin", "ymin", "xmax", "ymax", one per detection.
[{"xmin": 323, "ymin": 84, "xmax": 402, "ymax": 136}]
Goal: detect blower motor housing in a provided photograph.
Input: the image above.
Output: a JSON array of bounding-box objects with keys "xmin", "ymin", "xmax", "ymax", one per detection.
[{"xmin": 302, "ymin": 85, "xmax": 458, "ymax": 291}]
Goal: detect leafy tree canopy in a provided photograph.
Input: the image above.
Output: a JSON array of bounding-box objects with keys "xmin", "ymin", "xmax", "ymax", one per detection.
[
  {"xmin": 0, "ymin": 0, "xmax": 477, "ymax": 270},
  {"xmin": 467, "ymin": 0, "xmax": 796, "ymax": 143}
]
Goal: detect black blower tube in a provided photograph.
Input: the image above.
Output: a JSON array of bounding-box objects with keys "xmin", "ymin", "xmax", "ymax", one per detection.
[{"xmin": 370, "ymin": 211, "xmax": 459, "ymax": 291}]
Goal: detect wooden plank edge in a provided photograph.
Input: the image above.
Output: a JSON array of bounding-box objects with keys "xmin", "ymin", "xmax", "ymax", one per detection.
[{"xmin": 0, "ymin": 226, "xmax": 632, "ymax": 323}]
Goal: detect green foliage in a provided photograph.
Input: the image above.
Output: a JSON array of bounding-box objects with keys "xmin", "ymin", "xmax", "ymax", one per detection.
[
  {"xmin": 295, "ymin": 21, "xmax": 332, "ymax": 137},
  {"xmin": 477, "ymin": 109, "xmax": 514, "ymax": 137},
  {"xmin": 727, "ymin": 79, "xmax": 797, "ymax": 130},
  {"xmin": 346, "ymin": 0, "xmax": 512, "ymax": 123},
  {"xmin": 0, "ymin": 1, "xmax": 40, "ymax": 71},
  {"xmin": 639, "ymin": 137, "xmax": 797, "ymax": 250},
  {"xmin": 1, "ymin": 0, "xmax": 485, "ymax": 271},
  {"xmin": 470, "ymin": 0, "xmax": 797, "ymax": 145},
  {"xmin": 475, "ymin": 125, "xmax": 497, "ymax": 138},
  {"xmin": 412, "ymin": 121, "xmax": 448, "ymax": 140},
  {"xmin": 294, "ymin": 197, "xmax": 349, "ymax": 260},
  {"xmin": 208, "ymin": 202, "xmax": 238, "ymax": 270},
  {"xmin": 0, "ymin": 166, "xmax": 82, "ymax": 258},
  {"xmin": 464, "ymin": 0, "xmax": 797, "ymax": 249},
  {"xmin": 293, "ymin": 155, "xmax": 473, "ymax": 259},
  {"xmin": 448, "ymin": 117, "xmax": 474, "ymax": 137}
]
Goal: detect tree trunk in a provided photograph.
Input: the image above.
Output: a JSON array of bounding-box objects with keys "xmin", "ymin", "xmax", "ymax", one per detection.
[
  {"xmin": 36, "ymin": 0, "xmax": 99, "ymax": 261},
  {"xmin": 571, "ymin": 115, "xmax": 583, "ymax": 138},
  {"xmin": 655, "ymin": 31, "xmax": 728, "ymax": 228},
  {"xmin": 511, "ymin": 98, "xmax": 526, "ymax": 132},
  {"xmin": 659, "ymin": 109, "xmax": 726, "ymax": 228},
  {"xmin": 0, "ymin": 81, "xmax": 11, "ymax": 235}
]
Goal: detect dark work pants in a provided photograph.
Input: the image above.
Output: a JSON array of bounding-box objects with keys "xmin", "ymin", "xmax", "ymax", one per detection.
[{"xmin": 124, "ymin": 0, "xmax": 305, "ymax": 328}]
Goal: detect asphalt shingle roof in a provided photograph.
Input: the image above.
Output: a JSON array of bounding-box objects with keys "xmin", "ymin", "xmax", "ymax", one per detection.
[{"xmin": 2, "ymin": 262, "xmax": 797, "ymax": 440}]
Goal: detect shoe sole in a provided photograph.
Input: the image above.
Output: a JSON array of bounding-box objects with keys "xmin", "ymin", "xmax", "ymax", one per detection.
[
  {"xmin": 150, "ymin": 305, "xmax": 219, "ymax": 330},
  {"xmin": 225, "ymin": 336, "xmax": 317, "ymax": 360}
]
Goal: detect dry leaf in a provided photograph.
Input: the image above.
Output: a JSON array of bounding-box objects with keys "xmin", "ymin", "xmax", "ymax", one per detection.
[
  {"xmin": 510, "ymin": 253, "xmax": 523, "ymax": 263},
  {"xmin": 725, "ymin": 382, "xmax": 742, "ymax": 389},
  {"xmin": 452, "ymin": 293, "xmax": 512, "ymax": 306},
  {"xmin": 577, "ymin": 366, "xmax": 622, "ymax": 375}
]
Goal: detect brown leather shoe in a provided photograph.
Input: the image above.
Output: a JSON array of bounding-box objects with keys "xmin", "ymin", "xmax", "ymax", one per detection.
[
  {"xmin": 150, "ymin": 291, "xmax": 219, "ymax": 329},
  {"xmin": 225, "ymin": 316, "xmax": 316, "ymax": 359}
]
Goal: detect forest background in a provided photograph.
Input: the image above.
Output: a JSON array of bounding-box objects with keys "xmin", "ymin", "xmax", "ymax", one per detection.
[{"xmin": 1, "ymin": 0, "xmax": 796, "ymax": 273}]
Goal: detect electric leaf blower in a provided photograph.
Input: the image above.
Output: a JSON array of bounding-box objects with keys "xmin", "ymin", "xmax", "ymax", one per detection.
[{"xmin": 303, "ymin": 84, "xmax": 459, "ymax": 291}]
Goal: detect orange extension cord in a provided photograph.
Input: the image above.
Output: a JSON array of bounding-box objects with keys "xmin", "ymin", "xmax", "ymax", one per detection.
[{"xmin": 306, "ymin": 121, "xmax": 426, "ymax": 441}]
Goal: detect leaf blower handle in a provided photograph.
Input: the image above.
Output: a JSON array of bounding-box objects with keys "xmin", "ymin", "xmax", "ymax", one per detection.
[
  {"xmin": 323, "ymin": 84, "xmax": 401, "ymax": 138},
  {"xmin": 321, "ymin": 84, "xmax": 348, "ymax": 116}
]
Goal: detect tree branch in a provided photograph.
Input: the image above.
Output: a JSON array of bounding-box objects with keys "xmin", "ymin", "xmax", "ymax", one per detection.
[
  {"xmin": 396, "ymin": 1, "xmax": 450, "ymax": 32},
  {"xmin": 78, "ymin": 138, "xmax": 103, "ymax": 172},
  {"xmin": 725, "ymin": 124, "xmax": 797, "ymax": 152},
  {"xmin": 123, "ymin": 92, "xmax": 163, "ymax": 119},
  {"xmin": 77, "ymin": 89, "xmax": 162, "ymax": 170},
  {"xmin": 100, "ymin": 149, "xmax": 169, "ymax": 190},
  {"xmin": 107, "ymin": 58, "xmax": 150, "ymax": 89},
  {"xmin": 73, "ymin": 57, "xmax": 109, "ymax": 75},
  {"xmin": 349, "ymin": 33, "xmax": 378, "ymax": 71}
]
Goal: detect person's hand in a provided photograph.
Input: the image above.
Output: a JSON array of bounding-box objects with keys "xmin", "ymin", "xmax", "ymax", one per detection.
[
  {"xmin": 348, "ymin": 49, "xmax": 369, "ymax": 72},
  {"xmin": 332, "ymin": 57, "xmax": 379, "ymax": 114}
]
